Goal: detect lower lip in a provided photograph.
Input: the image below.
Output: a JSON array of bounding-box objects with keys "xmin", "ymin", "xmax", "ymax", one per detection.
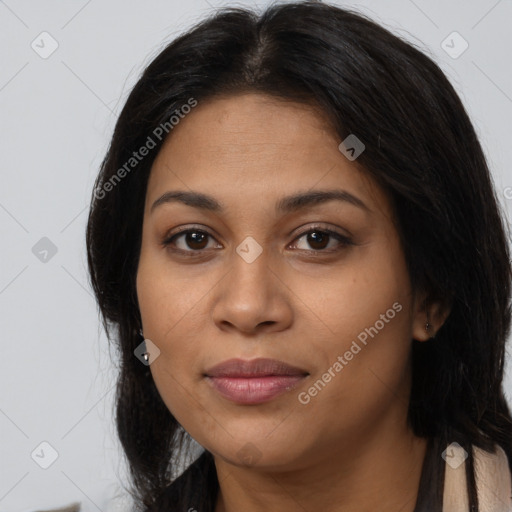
[{"xmin": 205, "ymin": 375, "xmax": 306, "ymax": 404}]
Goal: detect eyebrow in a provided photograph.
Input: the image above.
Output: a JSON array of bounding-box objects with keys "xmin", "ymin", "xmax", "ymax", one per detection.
[{"xmin": 150, "ymin": 189, "xmax": 370, "ymax": 214}]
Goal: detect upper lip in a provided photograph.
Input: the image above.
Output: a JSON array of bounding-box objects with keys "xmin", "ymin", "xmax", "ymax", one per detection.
[{"xmin": 204, "ymin": 358, "xmax": 309, "ymax": 378}]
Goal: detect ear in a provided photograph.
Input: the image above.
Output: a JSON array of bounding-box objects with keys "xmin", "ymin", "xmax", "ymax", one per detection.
[{"xmin": 411, "ymin": 291, "xmax": 452, "ymax": 342}]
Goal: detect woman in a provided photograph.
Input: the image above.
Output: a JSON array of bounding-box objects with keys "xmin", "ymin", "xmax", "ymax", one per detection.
[{"xmin": 86, "ymin": 2, "xmax": 512, "ymax": 511}]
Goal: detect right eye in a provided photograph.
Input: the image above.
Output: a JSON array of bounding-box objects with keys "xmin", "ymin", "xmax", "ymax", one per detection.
[{"xmin": 162, "ymin": 228, "xmax": 222, "ymax": 255}]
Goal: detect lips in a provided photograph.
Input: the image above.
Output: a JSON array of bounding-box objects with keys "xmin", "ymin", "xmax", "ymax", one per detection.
[
  {"xmin": 205, "ymin": 357, "xmax": 309, "ymax": 378},
  {"xmin": 204, "ymin": 358, "xmax": 309, "ymax": 405}
]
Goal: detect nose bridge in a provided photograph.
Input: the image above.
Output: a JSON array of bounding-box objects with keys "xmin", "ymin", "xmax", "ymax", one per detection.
[
  {"xmin": 229, "ymin": 239, "xmax": 272, "ymax": 301},
  {"xmin": 211, "ymin": 237, "xmax": 291, "ymax": 333}
]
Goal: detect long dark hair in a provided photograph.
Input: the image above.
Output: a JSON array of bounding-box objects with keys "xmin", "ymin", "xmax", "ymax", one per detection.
[{"xmin": 86, "ymin": 2, "xmax": 512, "ymax": 510}]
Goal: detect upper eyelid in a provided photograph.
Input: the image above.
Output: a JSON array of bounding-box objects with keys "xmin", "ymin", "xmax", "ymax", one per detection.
[
  {"xmin": 165, "ymin": 224, "xmax": 345, "ymax": 238},
  {"xmin": 164, "ymin": 224, "xmax": 351, "ymax": 248}
]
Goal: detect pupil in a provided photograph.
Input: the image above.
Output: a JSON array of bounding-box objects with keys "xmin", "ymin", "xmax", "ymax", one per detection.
[
  {"xmin": 187, "ymin": 232, "xmax": 207, "ymax": 249},
  {"xmin": 308, "ymin": 231, "xmax": 328, "ymax": 249}
]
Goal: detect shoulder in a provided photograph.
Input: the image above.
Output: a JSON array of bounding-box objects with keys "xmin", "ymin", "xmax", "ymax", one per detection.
[
  {"xmin": 443, "ymin": 443, "xmax": 512, "ymax": 512},
  {"xmin": 473, "ymin": 444, "xmax": 512, "ymax": 512}
]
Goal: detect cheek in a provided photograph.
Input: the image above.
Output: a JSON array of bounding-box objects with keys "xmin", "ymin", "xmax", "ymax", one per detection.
[
  {"xmin": 137, "ymin": 269, "xmax": 205, "ymax": 424},
  {"xmin": 296, "ymin": 303, "xmax": 412, "ymax": 445},
  {"xmin": 136, "ymin": 248, "xmax": 218, "ymax": 406},
  {"xmin": 136, "ymin": 247, "xmax": 214, "ymax": 344},
  {"xmin": 293, "ymin": 238, "xmax": 410, "ymax": 344},
  {"xmin": 292, "ymin": 239, "xmax": 413, "ymax": 413}
]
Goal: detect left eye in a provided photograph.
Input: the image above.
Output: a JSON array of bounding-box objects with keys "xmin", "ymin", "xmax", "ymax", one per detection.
[{"xmin": 290, "ymin": 229, "xmax": 352, "ymax": 252}]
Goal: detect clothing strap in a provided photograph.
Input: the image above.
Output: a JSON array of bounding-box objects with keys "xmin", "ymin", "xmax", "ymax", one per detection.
[{"xmin": 443, "ymin": 443, "xmax": 512, "ymax": 512}]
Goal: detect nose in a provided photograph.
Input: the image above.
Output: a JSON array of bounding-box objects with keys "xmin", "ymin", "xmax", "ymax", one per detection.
[{"xmin": 211, "ymin": 245, "xmax": 293, "ymax": 336}]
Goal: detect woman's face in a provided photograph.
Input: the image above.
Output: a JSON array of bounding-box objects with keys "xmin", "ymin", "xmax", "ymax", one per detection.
[{"xmin": 136, "ymin": 93, "xmax": 429, "ymax": 470}]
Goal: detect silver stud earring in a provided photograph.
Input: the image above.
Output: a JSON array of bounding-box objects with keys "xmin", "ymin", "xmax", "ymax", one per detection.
[
  {"xmin": 425, "ymin": 316, "xmax": 435, "ymax": 339},
  {"xmin": 424, "ymin": 299, "xmax": 433, "ymax": 338}
]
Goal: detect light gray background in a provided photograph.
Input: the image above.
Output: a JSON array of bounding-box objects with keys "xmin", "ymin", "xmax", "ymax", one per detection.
[{"xmin": 1, "ymin": 0, "xmax": 511, "ymax": 511}]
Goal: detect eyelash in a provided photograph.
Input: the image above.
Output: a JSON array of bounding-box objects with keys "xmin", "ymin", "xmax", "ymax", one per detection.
[{"xmin": 161, "ymin": 225, "xmax": 353, "ymax": 257}]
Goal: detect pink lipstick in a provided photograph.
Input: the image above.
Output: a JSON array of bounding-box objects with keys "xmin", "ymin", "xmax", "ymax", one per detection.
[{"xmin": 204, "ymin": 358, "xmax": 308, "ymax": 405}]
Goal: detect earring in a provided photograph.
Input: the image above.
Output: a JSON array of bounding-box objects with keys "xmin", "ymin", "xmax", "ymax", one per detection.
[
  {"xmin": 140, "ymin": 335, "xmax": 150, "ymax": 362},
  {"xmin": 424, "ymin": 298, "xmax": 434, "ymax": 339},
  {"xmin": 425, "ymin": 315, "xmax": 435, "ymax": 339}
]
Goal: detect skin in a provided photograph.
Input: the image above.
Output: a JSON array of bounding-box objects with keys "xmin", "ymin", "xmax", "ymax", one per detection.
[{"xmin": 136, "ymin": 93, "xmax": 450, "ymax": 512}]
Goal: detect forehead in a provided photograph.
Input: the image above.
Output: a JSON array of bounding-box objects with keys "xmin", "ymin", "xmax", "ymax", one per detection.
[{"xmin": 146, "ymin": 93, "xmax": 390, "ymax": 219}]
